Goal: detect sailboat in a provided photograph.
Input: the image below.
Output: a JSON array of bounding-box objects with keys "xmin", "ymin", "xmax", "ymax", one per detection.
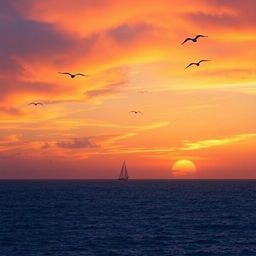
[{"xmin": 118, "ymin": 161, "xmax": 129, "ymax": 181}]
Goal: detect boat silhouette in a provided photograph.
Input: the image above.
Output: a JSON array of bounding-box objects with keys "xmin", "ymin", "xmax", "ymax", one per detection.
[{"xmin": 118, "ymin": 161, "xmax": 129, "ymax": 181}]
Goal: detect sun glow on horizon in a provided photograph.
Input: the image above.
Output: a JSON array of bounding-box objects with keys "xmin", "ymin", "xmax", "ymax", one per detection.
[{"xmin": 172, "ymin": 160, "xmax": 197, "ymax": 177}]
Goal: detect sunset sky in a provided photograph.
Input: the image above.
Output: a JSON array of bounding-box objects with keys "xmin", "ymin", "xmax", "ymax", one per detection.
[{"xmin": 0, "ymin": 0, "xmax": 255, "ymax": 179}]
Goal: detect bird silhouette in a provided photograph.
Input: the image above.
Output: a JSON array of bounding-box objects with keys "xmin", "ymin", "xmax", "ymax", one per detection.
[
  {"xmin": 181, "ymin": 35, "xmax": 208, "ymax": 45},
  {"xmin": 185, "ymin": 60, "xmax": 211, "ymax": 69},
  {"xmin": 29, "ymin": 102, "xmax": 43, "ymax": 106},
  {"xmin": 58, "ymin": 72, "xmax": 88, "ymax": 78},
  {"xmin": 130, "ymin": 111, "xmax": 143, "ymax": 115}
]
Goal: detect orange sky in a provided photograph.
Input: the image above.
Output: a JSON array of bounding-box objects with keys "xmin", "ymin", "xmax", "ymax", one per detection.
[{"xmin": 0, "ymin": 0, "xmax": 255, "ymax": 179}]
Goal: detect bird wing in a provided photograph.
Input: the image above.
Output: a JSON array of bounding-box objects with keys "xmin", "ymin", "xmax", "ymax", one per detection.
[
  {"xmin": 29, "ymin": 102, "xmax": 43, "ymax": 106},
  {"xmin": 138, "ymin": 111, "xmax": 143, "ymax": 115},
  {"xmin": 129, "ymin": 111, "xmax": 135, "ymax": 113},
  {"xmin": 199, "ymin": 60, "xmax": 210, "ymax": 64},
  {"xmin": 181, "ymin": 38, "xmax": 192, "ymax": 45},
  {"xmin": 59, "ymin": 72, "xmax": 72, "ymax": 75},
  {"xmin": 195, "ymin": 34, "xmax": 207, "ymax": 40},
  {"xmin": 185, "ymin": 63, "xmax": 195, "ymax": 69},
  {"xmin": 75, "ymin": 73, "xmax": 88, "ymax": 77}
]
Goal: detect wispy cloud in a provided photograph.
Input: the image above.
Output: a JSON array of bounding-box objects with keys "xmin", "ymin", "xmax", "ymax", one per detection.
[
  {"xmin": 181, "ymin": 133, "xmax": 256, "ymax": 151},
  {"xmin": 85, "ymin": 79, "xmax": 128, "ymax": 98}
]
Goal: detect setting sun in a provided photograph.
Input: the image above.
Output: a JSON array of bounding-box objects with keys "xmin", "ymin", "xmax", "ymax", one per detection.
[{"xmin": 172, "ymin": 160, "xmax": 197, "ymax": 177}]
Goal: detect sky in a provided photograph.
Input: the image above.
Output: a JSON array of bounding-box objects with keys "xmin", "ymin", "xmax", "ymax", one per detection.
[{"xmin": 0, "ymin": 0, "xmax": 255, "ymax": 179}]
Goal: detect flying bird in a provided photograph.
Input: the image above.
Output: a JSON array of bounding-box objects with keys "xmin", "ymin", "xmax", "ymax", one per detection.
[
  {"xmin": 58, "ymin": 72, "xmax": 88, "ymax": 78},
  {"xmin": 29, "ymin": 102, "xmax": 43, "ymax": 106},
  {"xmin": 185, "ymin": 60, "xmax": 211, "ymax": 69},
  {"xmin": 130, "ymin": 111, "xmax": 143, "ymax": 115},
  {"xmin": 181, "ymin": 35, "xmax": 208, "ymax": 45},
  {"xmin": 137, "ymin": 90, "xmax": 148, "ymax": 94}
]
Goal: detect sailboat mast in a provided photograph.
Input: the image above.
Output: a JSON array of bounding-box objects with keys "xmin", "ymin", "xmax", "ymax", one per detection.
[{"xmin": 124, "ymin": 163, "xmax": 128, "ymax": 179}]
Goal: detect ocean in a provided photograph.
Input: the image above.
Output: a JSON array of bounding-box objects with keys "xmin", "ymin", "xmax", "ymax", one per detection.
[{"xmin": 0, "ymin": 180, "xmax": 256, "ymax": 256}]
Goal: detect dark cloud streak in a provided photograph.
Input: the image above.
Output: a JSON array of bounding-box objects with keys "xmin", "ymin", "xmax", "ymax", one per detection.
[
  {"xmin": 56, "ymin": 137, "xmax": 99, "ymax": 149},
  {"xmin": 107, "ymin": 23, "xmax": 154, "ymax": 43}
]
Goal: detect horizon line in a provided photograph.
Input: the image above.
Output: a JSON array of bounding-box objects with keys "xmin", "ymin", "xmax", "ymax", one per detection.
[{"xmin": 1, "ymin": 178, "xmax": 256, "ymax": 181}]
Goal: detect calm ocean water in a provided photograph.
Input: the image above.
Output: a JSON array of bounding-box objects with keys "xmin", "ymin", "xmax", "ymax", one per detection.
[{"xmin": 1, "ymin": 180, "xmax": 256, "ymax": 256}]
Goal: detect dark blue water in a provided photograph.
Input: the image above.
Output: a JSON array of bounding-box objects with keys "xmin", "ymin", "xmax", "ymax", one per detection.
[{"xmin": 1, "ymin": 180, "xmax": 256, "ymax": 256}]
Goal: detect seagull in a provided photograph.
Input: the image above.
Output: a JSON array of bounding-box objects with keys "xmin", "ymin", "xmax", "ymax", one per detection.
[
  {"xmin": 185, "ymin": 60, "xmax": 211, "ymax": 69},
  {"xmin": 181, "ymin": 35, "xmax": 208, "ymax": 45},
  {"xmin": 29, "ymin": 102, "xmax": 43, "ymax": 106},
  {"xmin": 130, "ymin": 111, "xmax": 143, "ymax": 115},
  {"xmin": 58, "ymin": 72, "xmax": 88, "ymax": 78}
]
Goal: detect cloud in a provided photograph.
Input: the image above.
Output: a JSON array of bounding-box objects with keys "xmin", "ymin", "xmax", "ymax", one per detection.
[
  {"xmin": 186, "ymin": 12, "xmax": 238, "ymax": 27},
  {"xmin": 0, "ymin": 0, "xmax": 22, "ymax": 19},
  {"xmin": 56, "ymin": 137, "xmax": 99, "ymax": 149},
  {"xmin": 41, "ymin": 142, "xmax": 50, "ymax": 149},
  {"xmin": 186, "ymin": 0, "xmax": 256, "ymax": 29},
  {"xmin": 107, "ymin": 23, "xmax": 154, "ymax": 44},
  {"xmin": 85, "ymin": 79, "xmax": 128, "ymax": 98},
  {"xmin": 42, "ymin": 99, "xmax": 83, "ymax": 105},
  {"xmin": 0, "ymin": 134, "xmax": 20, "ymax": 144},
  {"xmin": 0, "ymin": 79, "xmax": 66, "ymax": 104},
  {"xmin": 0, "ymin": 106, "xmax": 23, "ymax": 116},
  {"xmin": 15, "ymin": 0, "xmax": 169, "ymax": 36},
  {"xmin": 181, "ymin": 133, "xmax": 256, "ymax": 151},
  {"xmin": 0, "ymin": 13, "xmax": 81, "ymax": 106},
  {"xmin": 0, "ymin": 17, "xmax": 73, "ymax": 63}
]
